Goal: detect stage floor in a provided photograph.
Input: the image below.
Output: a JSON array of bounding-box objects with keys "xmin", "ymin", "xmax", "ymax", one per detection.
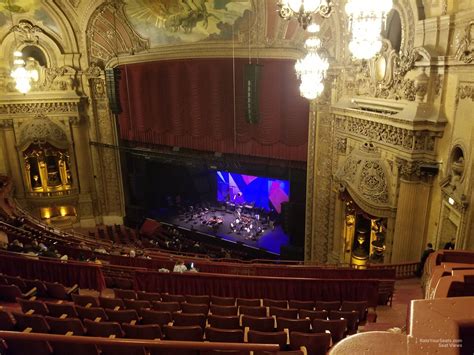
[{"xmin": 164, "ymin": 208, "xmax": 289, "ymax": 255}]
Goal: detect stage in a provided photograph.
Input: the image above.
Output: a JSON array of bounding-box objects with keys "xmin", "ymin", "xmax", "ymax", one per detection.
[{"xmin": 163, "ymin": 205, "xmax": 289, "ymax": 255}]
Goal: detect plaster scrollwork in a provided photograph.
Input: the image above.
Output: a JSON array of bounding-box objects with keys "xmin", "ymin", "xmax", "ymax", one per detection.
[
  {"xmin": 0, "ymin": 102, "xmax": 79, "ymax": 116},
  {"xmin": 456, "ymin": 84, "xmax": 474, "ymax": 103},
  {"xmin": 17, "ymin": 114, "xmax": 69, "ymax": 149},
  {"xmin": 40, "ymin": 66, "xmax": 78, "ymax": 91},
  {"xmin": 335, "ymin": 142, "xmax": 392, "ymax": 210},
  {"xmin": 335, "ymin": 115, "xmax": 438, "ymax": 153},
  {"xmin": 10, "ymin": 20, "xmax": 43, "ymax": 44},
  {"xmin": 0, "ymin": 120, "xmax": 14, "ymax": 129},
  {"xmin": 454, "ymin": 21, "xmax": 474, "ymax": 64}
]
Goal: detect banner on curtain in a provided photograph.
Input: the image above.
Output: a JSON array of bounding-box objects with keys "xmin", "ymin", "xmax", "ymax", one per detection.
[{"xmin": 244, "ymin": 63, "xmax": 263, "ymax": 124}]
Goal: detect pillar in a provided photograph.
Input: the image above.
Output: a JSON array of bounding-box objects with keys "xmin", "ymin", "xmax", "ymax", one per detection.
[{"xmin": 0, "ymin": 120, "xmax": 25, "ymax": 197}]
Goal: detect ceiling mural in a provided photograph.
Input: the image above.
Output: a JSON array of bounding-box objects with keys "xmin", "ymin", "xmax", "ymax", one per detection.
[
  {"xmin": 125, "ymin": 0, "xmax": 252, "ymax": 45},
  {"xmin": 0, "ymin": 0, "xmax": 61, "ymax": 36}
]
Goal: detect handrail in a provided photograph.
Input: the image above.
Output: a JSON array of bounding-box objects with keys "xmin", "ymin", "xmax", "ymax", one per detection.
[{"xmin": 0, "ymin": 331, "xmax": 280, "ymax": 352}]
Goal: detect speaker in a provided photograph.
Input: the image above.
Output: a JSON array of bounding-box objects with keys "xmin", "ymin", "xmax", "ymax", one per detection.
[
  {"xmin": 105, "ymin": 67, "xmax": 122, "ymax": 115},
  {"xmin": 244, "ymin": 63, "xmax": 263, "ymax": 124}
]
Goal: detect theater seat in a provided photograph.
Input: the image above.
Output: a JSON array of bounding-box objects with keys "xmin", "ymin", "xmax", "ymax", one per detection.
[
  {"xmin": 122, "ymin": 323, "xmax": 162, "ymax": 339},
  {"xmin": 247, "ymin": 330, "xmax": 287, "ymax": 351},
  {"xmin": 161, "ymin": 294, "xmax": 186, "ymax": 303},
  {"xmin": 276, "ymin": 317, "xmax": 311, "ymax": 333},
  {"xmin": 152, "ymin": 301, "xmax": 181, "ymax": 313},
  {"xmin": 205, "ymin": 327, "xmax": 244, "ymax": 343},
  {"xmin": 17, "ymin": 298, "xmax": 49, "ymax": 316},
  {"xmin": 123, "ymin": 299, "xmax": 151, "ymax": 312},
  {"xmin": 114, "ymin": 289, "xmax": 137, "ymax": 300},
  {"xmin": 99, "ymin": 296, "xmax": 125, "ymax": 310},
  {"xmin": 210, "ymin": 295, "xmax": 236, "ymax": 306},
  {"xmin": 46, "ymin": 316, "xmax": 99, "ymax": 355},
  {"xmin": 329, "ymin": 310, "xmax": 359, "ymax": 334},
  {"xmin": 140, "ymin": 309, "xmax": 173, "ymax": 326},
  {"xmin": 84, "ymin": 319, "xmax": 124, "ymax": 338},
  {"xmin": 241, "ymin": 315, "xmax": 274, "ymax": 332},
  {"xmin": 263, "ymin": 299, "xmax": 288, "ymax": 308},
  {"xmin": 71, "ymin": 294, "xmax": 99, "ymax": 308},
  {"xmin": 105, "ymin": 309, "xmax": 139, "ymax": 324},
  {"xmin": 44, "ymin": 282, "xmax": 78, "ymax": 300},
  {"xmin": 289, "ymin": 332, "xmax": 330, "ymax": 355},
  {"xmin": 340, "ymin": 301, "xmax": 368, "ymax": 323},
  {"xmin": 173, "ymin": 312, "xmax": 207, "ymax": 328},
  {"xmin": 312, "ymin": 319, "xmax": 347, "ymax": 344},
  {"xmin": 12, "ymin": 312, "xmax": 50, "ymax": 333},
  {"xmin": 298, "ymin": 310, "xmax": 328, "ymax": 322},
  {"xmin": 185, "ymin": 295, "xmax": 210, "ymax": 305},
  {"xmin": 76, "ymin": 306, "xmax": 108, "ymax": 321},
  {"xmin": 45, "ymin": 302, "xmax": 78, "ymax": 318},
  {"xmin": 136, "ymin": 291, "xmax": 161, "ymax": 302},
  {"xmin": 0, "ymin": 284, "xmax": 36, "ymax": 302},
  {"xmin": 24, "ymin": 279, "xmax": 48, "ymax": 298},
  {"xmin": 237, "ymin": 298, "xmax": 261, "ymax": 307},
  {"xmin": 208, "ymin": 314, "xmax": 241, "ymax": 330},
  {"xmin": 181, "ymin": 302, "xmax": 209, "ymax": 315},
  {"xmin": 0, "ymin": 310, "xmax": 16, "ymax": 330},
  {"xmin": 289, "ymin": 301, "xmax": 314, "ymax": 311},
  {"xmin": 239, "ymin": 306, "xmax": 267, "ymax": 317},
  {"xmin": 269, "ymin": 307, "xmax": 298, "ymax": 319},
  {"xmin": 163, "ymin": 324, "xmax": 203, "ymax": 341},
  {"xmin": 314, "ymin": 301, "xmax": 340, "ymax": 312},
  {"xmin": 210, "ymin": 304, "xmax": 238, "ymax": 316}
]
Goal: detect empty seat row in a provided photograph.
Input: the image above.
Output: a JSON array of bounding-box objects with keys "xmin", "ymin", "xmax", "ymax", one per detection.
[{"xmin": 0, "ymin": 309, "xmax": 333, "ymax": 355}]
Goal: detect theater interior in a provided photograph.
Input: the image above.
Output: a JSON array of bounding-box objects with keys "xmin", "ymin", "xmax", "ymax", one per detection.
[{"xmin": 0, "ymin": 0, "xmax": 473, "ymax": 354}]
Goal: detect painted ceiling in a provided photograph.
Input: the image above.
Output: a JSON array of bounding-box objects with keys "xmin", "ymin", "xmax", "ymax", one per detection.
[{"xmin": 124, "ymin": 0, "xmax": 252, "ymax": 45}]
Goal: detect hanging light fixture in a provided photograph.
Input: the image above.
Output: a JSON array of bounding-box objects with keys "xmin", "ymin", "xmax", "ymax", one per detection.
[
  {"xmin": 278, "ymin": 0, "xmax": 333, "ymax": 30},
  {"xmin": 10, "ymin": 50, "xmax": 38, "ymax": 94},
  {"xmin": 345, "ymin": 0, "xmax": 392, "ymax": 60},
  {"xmin": 294, "ymin": 24, "xmax": 329, "ymax": 100},
  {"xmin": 7, "ymin": 0, "xmax": 38, "ymax": 94}
]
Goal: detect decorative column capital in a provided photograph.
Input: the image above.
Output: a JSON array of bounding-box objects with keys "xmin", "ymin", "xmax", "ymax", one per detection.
[{"xmin": 0, "ymin": 119, "xmax": 13, "ymax": 129}]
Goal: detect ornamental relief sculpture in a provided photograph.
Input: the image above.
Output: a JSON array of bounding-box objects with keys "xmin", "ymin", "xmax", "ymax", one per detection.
[
  {"xmin": 455, "ymin": 21, "xmax": 474, "ymax": 64},
  {"xmin": 335, "ymin": 142, "xmax": 392, "ymax": 210}
]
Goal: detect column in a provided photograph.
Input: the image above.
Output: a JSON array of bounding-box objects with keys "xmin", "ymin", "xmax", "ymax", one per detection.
[
  {"xmin": 69, "ymin": 116, "xmax": 95, "ymax": 226},
  {"xmin": 0, "ymin": 120, "xmax": 25, "ymax": 197},
  {"xmin": 391, "ymin": 180, "xmax": 431, "ymax": 262}
]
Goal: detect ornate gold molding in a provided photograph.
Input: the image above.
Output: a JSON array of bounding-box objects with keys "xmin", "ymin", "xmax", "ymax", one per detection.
[
  {"xmin": 0, "ymin": 101, "xmax": 79, "ymax": 116},
  {"xmin": 454, "ymin": 21, "xmax": 474, "ymax": 64}
]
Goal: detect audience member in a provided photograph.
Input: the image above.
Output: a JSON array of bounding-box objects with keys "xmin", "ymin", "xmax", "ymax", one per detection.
[
  {"xmin": 443, "ymin": 238, "xmax": 455, "ymax": 250},
  {"xmin": 417, "ymin": 243, "xmax": 434, "ymax": 277},
  {"xmin": 173, "ymin": 260, "xmax": 188, "ymax": 273}
]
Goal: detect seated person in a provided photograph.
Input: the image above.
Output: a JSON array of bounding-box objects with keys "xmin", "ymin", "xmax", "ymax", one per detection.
[{"xmin": 173, "ymin": 260, "xmax": 188, "ymax": 273}]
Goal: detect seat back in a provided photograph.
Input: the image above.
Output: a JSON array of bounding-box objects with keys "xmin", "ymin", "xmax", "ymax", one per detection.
[
  {"xmin": 210, "ymin": 295, "xmax": 235, "ymax": 306},
  {"xmin": 269, "ymin": 307, "xmax": 298, "ymax": 319},
  {"xmin": 105, "ymin": 309, "xmax": 139, "ymax": 324},
  {"xmin": 263, "ymin": 299, "xmax": 288, "ymax": 308},
  {"xmin": 12, "ymin": 312, "xmax": 50, "ymax": 333},
  {"xmin": 236, "ymin": 298, "xmax": 260, "ymax": 307},
  {"xmin": 124, "ymin": 299, "xmax": 151, "ymax": 311},
  {"xmin": 239, "ymin": 306, "xmax": 267, "ymax": 317},
  {"xmin": 340, "ymin": 300, "xmax": 368, "ymax": 321},
  {"xmin": 0, "ymin": 284, "xmax": 22, "ymax": 302},
  {"xmin": 205, "ymin": 327, "xmax": 244, "ymax": 343},
  {"xmin": 276, "ymin": 317, "xmax": 311, "ymax": 333},
  {"xmin": 18, "ymin": 298, "xmax": 49, "ymax": 316},
  {"xmin": 84, "ymin": 319, "xmax": 124, "ymax": 337},
  {"xmin": 312, "ymin": 319, "xmax": 347, "ymax": 343},
  {"xmin": 329, "ymin": 310, "xmax": 359, "ymax": 333},
  {"xmin": 288, "ymin": 300, "xmax": 314, "ymax": 311},
  {"xmin": 290, "ymin": 332, "xmax": 331, "ymax": 355},
  {"xmin": 185, "ymin": 295, "xmax": 210, "ymax": 305},
  {"xmin": 210, "ymin": 305, "xmax": 238, "ymax": 316},
  {"xmin": 45, "ymin": 302, "xmax": 78, "ymax": 318},
  {"xmin": 208, "ymin": 314, "xmax": 240, "ymax": 330},
  {"xmin": 122, "ymin": 323, "xmax": 162, "ymax": 339},
  {"xmin": 140, "ymin": 309, "xmax": 173, "ymax": 326},
  {"xmin": 247, "ymin": 330, "xmax": 287, "ymax": 348},
  {"xmin": 44, "ymin": 282, "xmax": 68, "ymax": 300},
  {"xmin": 24, "ymin": 279, "xmax": 48, "ymax": 297},
  {"xmin": 114, "ymin": 288, "xmax": 137, "ymax": 300},
  {"xmin": 163, "ymin": 325, "xmax": 203, "ymax": 341},
  {"xmin": 71, "ymin": 294, "xmax": 99, "ymax": 308},
  {"xmin": 46, "ymin": 316, "xmax": 86, "ymax": 335},
  {"xmin": 76, "ymin": 306, "xmax": 108, "ymax": 321},
  {"xmin": 161, "ymin": 294, "xmax": 186, "ymax": 303},
  {"xmin": 241, "ymin": 315, "xmax": 274, "ymax": 332},
  {"xmin": 136, "ymin": 291, "xmax": 161, "ymax": 302},
  {"xmin": 99, "ymin": 297, "xmax": 125, "ymax": 310},
  {"xmin": 181, "ymin": 303, "xmax": 209, "ymax": 315},
  {"xmin": 299, "ymin": 309, "xmax": 328, "ymax": 321},
  {"xmin": 152, "ymin": 301, "xmax": 181, "ymax": 313},
  {"xmin": 173, "ymin": 312, "xmax": 206, "ymax": 328},
  {"xmin": 314, "ymin": 301, "xmax": 340, "ymax": 312},
  {"xmin": 0, "ymin": 310, "xmax": 16, "ymax": 330}
]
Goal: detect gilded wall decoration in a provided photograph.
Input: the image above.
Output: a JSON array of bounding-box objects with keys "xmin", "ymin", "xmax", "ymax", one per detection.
[
  {"xmin": 17, "ymin": 114, "xmax": 68, "ymax": 149},
  {"xmin": 454, "ymin": 20, "xmax": 474, "ymax": 64},
  {"xmin": 0, "ymin": 102, "xmax": 79, "ymax": 115},
  {"xmin": 125, "ymin": 0, "xmax": 252, "ymax": 45},
  {"xmin": 456, "ymin": 84, "xmax": 474, "ymax": 103},
  {"xmin": 334, "ymin": 115, "xmax": 438, "ymax": 153}
]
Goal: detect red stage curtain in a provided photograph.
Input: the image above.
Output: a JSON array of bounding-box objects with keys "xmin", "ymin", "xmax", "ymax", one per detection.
[{"xmin": 118, "ymin": 58, "xmax": 309, "ymax": 161}]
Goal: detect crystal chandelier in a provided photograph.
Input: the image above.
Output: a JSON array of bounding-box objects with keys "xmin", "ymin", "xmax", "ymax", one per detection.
[
  {"xmin": 345, "ymin": 0, "xmax": 392, "ymax": 60},
  {"xmin": 294, "ymin": 24, "xmax": 329, "ymax": 100},
  {"xmin": 278, "ymin": 0, "xmax": 333, "ymax": 29},
  {"xmin": 10, "ymin": 51, "xmax": 38, "ymax": 94}
]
